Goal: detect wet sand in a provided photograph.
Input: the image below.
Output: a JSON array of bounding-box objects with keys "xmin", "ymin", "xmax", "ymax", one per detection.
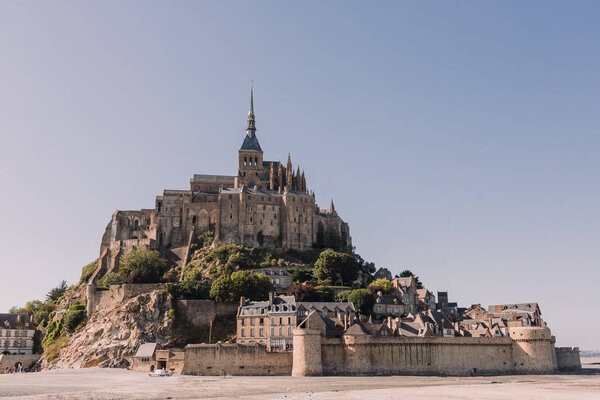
[{"xmin": 0, "ymin": 359, "xmax": 598, "ymax": 399}]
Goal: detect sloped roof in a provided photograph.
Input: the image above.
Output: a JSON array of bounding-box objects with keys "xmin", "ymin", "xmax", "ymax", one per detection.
[
  {"xmin": 344, "ymin": 321, "xmax": 372, "ymax": 336},
  {"xmin": 297, "ymin": 302, "xmax": 356, "ymax": 312},
  {"xmin": 135, "ymin": 343, "xmax": 157, "ymax": 358},
  {"xmin": 240, "ymin": 133, "xmax": 262, "ymax": 151}
]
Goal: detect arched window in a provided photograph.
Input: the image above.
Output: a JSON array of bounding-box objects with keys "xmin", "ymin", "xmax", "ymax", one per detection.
[{"xmin": 192, "ymin": 216, "xmax": 197, "ymax": 225}]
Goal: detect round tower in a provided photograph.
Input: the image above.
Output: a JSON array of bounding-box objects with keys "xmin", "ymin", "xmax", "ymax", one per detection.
[
  {"xmin": 292, "ymin": 328, "xmax": 323, "ymax": 376},
  {"xmin": 86, "ymin": 278, "xmax": 97, "ymax": 317},
  {"xmin": 510, "ymin": 327, "xmax": 555, "ymax": 373}
]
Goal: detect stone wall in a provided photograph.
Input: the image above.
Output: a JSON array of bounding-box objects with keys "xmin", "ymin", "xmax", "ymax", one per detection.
[
  {"xmin": 182, "ymin": 343, "xmax": 292, "ymax": 375},
  {"xmin": 87, "ymin": 284, "xmax": 164, "ymax": 316},
  {"xmin": 175, "ymin": 300, "xmax": 238, "ymax": 328},
  {"xmin": 0, "ymin": 354, "xmax": 40, "ymax": 373},
  {"xmin": 555, "ymin": 347, "xmax": 582, "ymax": 371},
  {"xmin": 292, "ymin": 327, "xmax": 557, "ymax": 376}
]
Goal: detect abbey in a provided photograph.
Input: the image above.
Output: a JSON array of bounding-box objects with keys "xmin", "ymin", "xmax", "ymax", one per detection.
[{"xmin": 92, "ymin": 87, "xmax": 350, "ymax": 280}]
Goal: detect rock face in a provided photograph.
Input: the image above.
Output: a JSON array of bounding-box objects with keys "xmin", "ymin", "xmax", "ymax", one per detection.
[{"xmin": 42, "ymin": 290, "xmax": 173, "ymax": 370}]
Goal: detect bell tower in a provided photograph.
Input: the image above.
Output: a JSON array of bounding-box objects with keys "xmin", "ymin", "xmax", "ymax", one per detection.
[{"xmin": 238, "ymin": 82, "xmax": 264, "ymax": 180}]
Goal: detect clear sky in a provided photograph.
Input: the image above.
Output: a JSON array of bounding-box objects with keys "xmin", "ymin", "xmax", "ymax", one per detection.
[{"xmin": 1, "ymin": 1, "xmax": 598, "ymax": 350}]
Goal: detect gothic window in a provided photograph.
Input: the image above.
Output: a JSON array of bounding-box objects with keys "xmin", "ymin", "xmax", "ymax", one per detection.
[
  {"xmin": 192, "ymin": 216, "xmax": 197, "ymax": 225},
  {"xmin": 230, "ymin": 213, "xmax": 233, "ymax": 220}
]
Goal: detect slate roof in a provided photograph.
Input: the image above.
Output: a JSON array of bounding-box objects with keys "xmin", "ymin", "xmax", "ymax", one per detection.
[
  {"xmin": 240, "ymin": 132, "xmax": 263, "ymax": 151},
  {"xmin": 297, "ymin": 302, "xmax": 356, "ymax": 312},
  {"xmin": 344, "ymin": 321, "xmax": 372, "ymax": 336},
  {"xmin": 192, "ymin": 174, "xmax": 236, "ymax": 183},
  {"xmin": 135, "ymin": 342, "xmax": 157, "ymax": 358},
  {"xmin": 0, "ymin": 313, "xmax": 32, "ymax": 329},
  {"xmin": 488, "ymin": 303, "xmax": 540, "ymax": 314},
  {"xmin": 374, "ymin": 293, "xmax": 403, "ymax": 305}
]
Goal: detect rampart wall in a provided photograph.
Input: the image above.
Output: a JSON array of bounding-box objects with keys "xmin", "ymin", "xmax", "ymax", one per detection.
[
  {"xmin": 86, "ymin": 284, "xmax": 164, "ymax": 316},
  {"xmin": 555, "ymin": 347, "xmax": 582, "ymax": 371},
  {"xmin": 175, "ymin": 300, "xmax": 238, "ymax": 328},
  {"xmin": 182, "ymin": 343, "xmax": 292, "ymax": 375},
  {"xmin": 0, "ymin": 354, "xmax": 40, "ymax": 373},
  {"xmin": 293, "ymin": 327, "xmax": 558, "ymax": 376}
]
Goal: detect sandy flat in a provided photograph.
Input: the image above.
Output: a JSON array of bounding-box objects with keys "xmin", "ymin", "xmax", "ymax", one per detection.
[{"xmin": 0, "ymin": 363, "xmax": 598, "ymax": 400}]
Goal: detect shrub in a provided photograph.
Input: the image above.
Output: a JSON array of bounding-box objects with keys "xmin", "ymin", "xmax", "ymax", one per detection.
[
  {"xmin": 118, "ymin": 247, "xmax": 169, "ymax": 283},
  {"xmin": 98, "ymin": 272, "xmax": 124, "ymax": 288},
  {"xmin": 63, "ymin": 309, "xmax": 86, "ymax": 333},
  {"xmin": 368, "ymin": 279, "xmax": 393, "ymax": 293},
  {"xmin": 335, "ymin": 290, "xmax": 352, "ymax": 302},
  {"xmin": 166, "ymin": 280, "xmax": 210, "ymax": 299},
  {"xmin": 43, "ymin": 336, "xmax": 69, "ymax": 361},
  {"xmin": 210, "ymin": 271, "xmax": 273, "ymax": 302},
  {"xmin": 79, "ymin": 260, "xmax": 98, "ymax": 285}
]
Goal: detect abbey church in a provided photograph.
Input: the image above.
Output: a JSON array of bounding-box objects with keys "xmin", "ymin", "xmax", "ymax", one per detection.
[{"xmin": 92, "ymin": 87, "xmax": 351, "ymax": 279}]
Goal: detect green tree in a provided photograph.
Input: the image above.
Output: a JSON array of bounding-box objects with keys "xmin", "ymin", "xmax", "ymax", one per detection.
[
  {"xmin": 45, "ymin": 281, "xmax": 68, "ymax": 302},
  {"xmin": 367, "ymin": 279, "xmax": 393, "ymax": 294},
  {"xmin": 314, "ymin": 249, "xmax": 359, "ymax": 285},
  {"xmin": 210, "ymin": 271, "xmax": 273, "ymax": 302},
  {"xmin": 347, "ymin": 289, "xmax": 375, "ymax": 316},
  {"xmin": 288, "ymin": 284, "xmax": 319, "ymax": 301},
  {"xmin": 335, "ymin": 290, "xmax": 352, "ymax": 302},
  {"xmin": 118, "ymin": 247, "xmax": 169, "ymax": 283},
  {"xmin": 399, "ymin": 270, "xmax": 424, "ymax": 289}
]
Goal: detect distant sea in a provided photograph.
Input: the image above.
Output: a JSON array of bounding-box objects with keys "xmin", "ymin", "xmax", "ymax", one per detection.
[{"xmin": 580, "ymin": 350, "xmax": 600, "ymax": 357}]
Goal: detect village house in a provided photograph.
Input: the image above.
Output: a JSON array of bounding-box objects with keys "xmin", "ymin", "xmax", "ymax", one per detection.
[
  {"xmin": 0, "ymin": 314, "xmax": 35, "ymax": 355},
  {"xmin": 236, "ymin": 293, "xmax": 297, "ymax": 351},
  {"xmin": 250, "ymin": 267, "xmax": 293, "ymax": 293},
  {"xmin": 372, "ymin": 292, "xmax": 404, "ymax": 318}
]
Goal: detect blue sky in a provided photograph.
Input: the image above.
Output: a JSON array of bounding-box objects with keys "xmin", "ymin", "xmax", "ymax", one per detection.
[{"xmin": 1, "ymin": 1, "xmax": 598, "ymax": 349}]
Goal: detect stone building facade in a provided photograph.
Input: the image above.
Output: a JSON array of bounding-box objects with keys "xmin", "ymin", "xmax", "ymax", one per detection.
[
  {"xmin": 0, "ymin": 314, "xmax": 35, "ymax": 356},
  {"xmin": 91, "ymin": 87, "xmax": 350, "ymax": 282}
]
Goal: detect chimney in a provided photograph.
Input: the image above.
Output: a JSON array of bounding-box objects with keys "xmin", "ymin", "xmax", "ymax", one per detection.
[
  {"xmin": 269, "ymin": 291, "xmax": 274, "ymax": 305},
  {"xmin": 240, "ymin": 296, "xmax": 245, "ymax": 307}
]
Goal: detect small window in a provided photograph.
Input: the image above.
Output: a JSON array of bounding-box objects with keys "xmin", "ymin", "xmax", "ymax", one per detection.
[{"xmin": 241, "ymin": 329, "xmax": 245, "ymax": 337}]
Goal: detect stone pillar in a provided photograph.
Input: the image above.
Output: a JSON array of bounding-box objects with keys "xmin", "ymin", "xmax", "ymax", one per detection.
[{"xmin": 292, "ymin": 328, "xmax": 322, "ymax": 376}]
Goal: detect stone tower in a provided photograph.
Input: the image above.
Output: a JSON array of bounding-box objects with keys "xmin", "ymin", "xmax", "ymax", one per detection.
[{"xmin": 238, "ymin": 83, "xmax": 264, "ymax": 184}]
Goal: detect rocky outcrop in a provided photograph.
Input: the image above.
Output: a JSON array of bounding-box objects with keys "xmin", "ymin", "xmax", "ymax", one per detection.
[{"xmin": 42, "ymin": 290, "xmax": 173, "ymax": 370}]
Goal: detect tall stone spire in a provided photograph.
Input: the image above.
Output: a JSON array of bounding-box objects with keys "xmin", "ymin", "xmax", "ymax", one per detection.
[
  {"xmin": 240, "ymin": 81, "xmax": 262, "ymax": 151},
  {"xmin": 286, "ymin": 154, "xmax": 293, "ymax": 188},
  {"xmin": 329, "ymin": 199, "xmax": 336, "ymax": 214},
  {"xmin": 246, "ymin": 81, "xmax": 256, "ymax": 134}
]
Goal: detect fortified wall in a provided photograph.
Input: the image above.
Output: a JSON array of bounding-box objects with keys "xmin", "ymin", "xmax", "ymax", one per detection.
[
  {"xmin": 292, "ymin": 326, "xmax": 559, "ymax": 376},
  {"xmin": 182, "ymin": 343, "xmax": 292, "ymax": 376},
  {"xmin": 0, "ymin": 354, "xmax": 40, "ymax": 374},
  {"xmin": 555, "ymin": 347, "xmax": 582, "ymax": 371},
  {"xmin": 86, "ymin": 283, "xmax": 165, "ymax": 316}
]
